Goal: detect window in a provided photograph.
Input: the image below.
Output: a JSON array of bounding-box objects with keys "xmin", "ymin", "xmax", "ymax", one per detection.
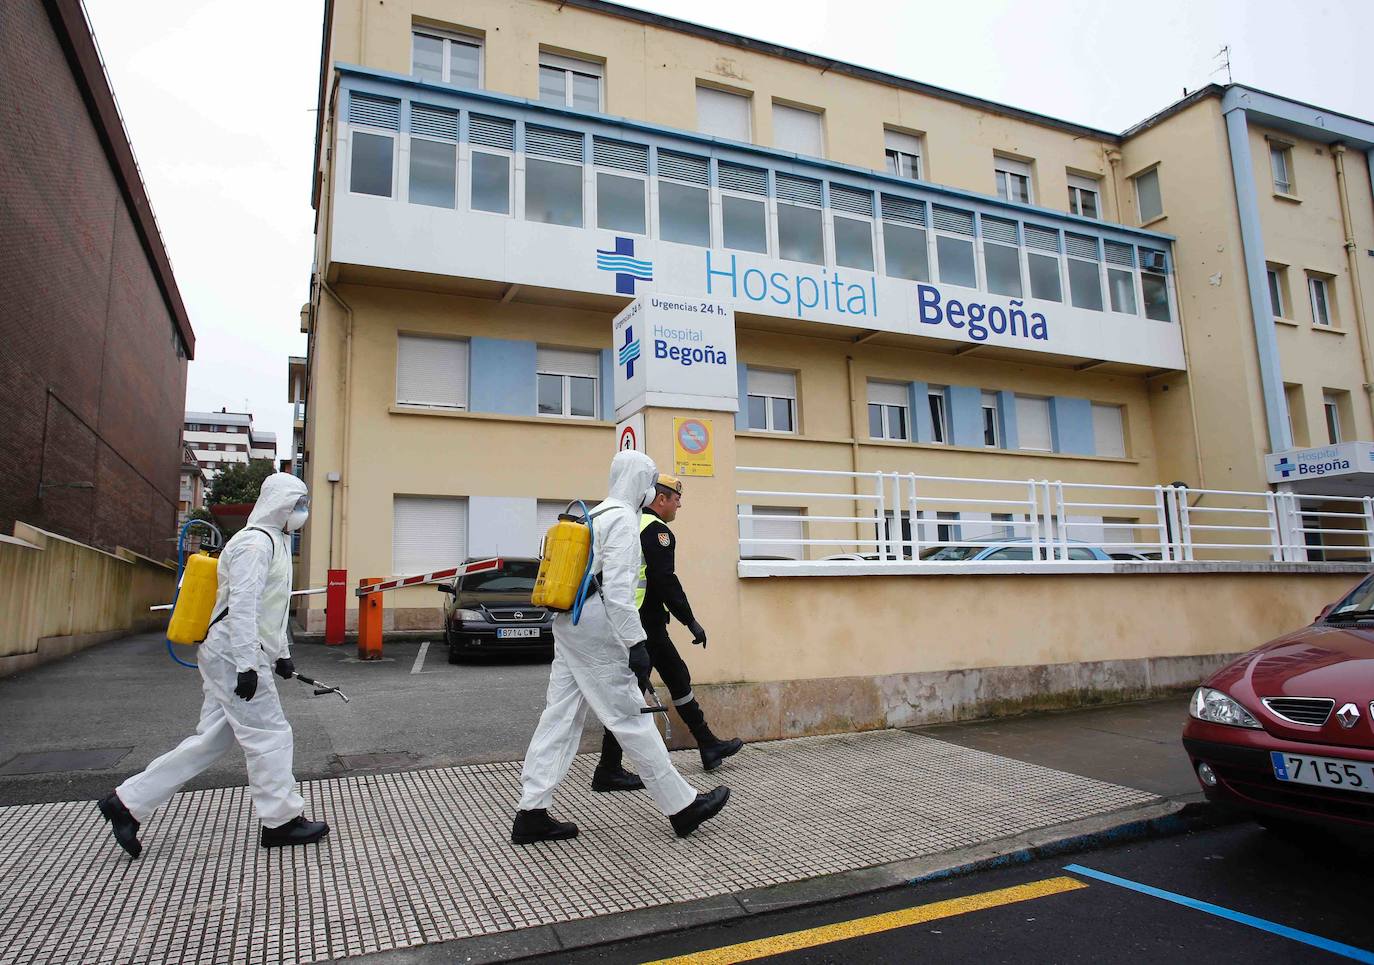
[
  {"xmin": 1024, "ymin": 224, "xmax": 1063, "ymax": 302},
  {"xmin": 394, "ymin": 496, "xmax": 467, "ymax": 575},
  {"xmin": 884, "ymin": 129, "xmax": 922, "ymax": 180},
  {"xmin": 867, "ymin": 382, "xmax": 909, "ymax": 441},
  {"xmin": 696, "ymin": 85, "xmax": 751, "ymax": 141},
  {"xmin": 1067, "ymin": 174, "xmax": 1100, "ymax": 219},
  {"xmin": 831, "ymin": 185, "xmax": 875, "ymax": 271},
  {"xmin": 537, "ymin": 347, "xmax": 599, "ymax": 419},
  {"xmin": 927, "ymin": 387, "xmax": 948, "ymax": 444},
  {"xmin": 1140, "ymin": 247, "xmax": 1172, "ymax": 321},
  {"xmin": 982, "ymin": 392, "xmax": 1000, "ymax": 448},
  {"xmin": 538, "ymin": 51, "xmax": 602, "ymax": 111},
  {"xmin": 1323, "ymin": 393, "xmax": 1342, "ymax": 444},
  {"xmin": 1105, "ymin": 241, "xmax": 1138, "ymax": 314},
  {"xmin": 1134, "ymin": 167, "xmax": 1163, "ymax": 223},
  {"xmin": 351, "ymin": 131, "xmax": 394, "ymax": 197},
  {"xmin": 881, "ymin": 195, "xmax": 929, "ymax": 282},
  {"xmin": 1309, "ymin": 274, "xmax": 1333, "ymax": 326},
  {"xmin": 658, "ymin": 150, "xmax": 710, "ymax": 246},
  {"xmin": 1065, "ymin": 233, "xmax": 1104, "ymax": 311},
  {"xmin": 933, "ymin": 205, "xmax": 977, "ymax": 288},
  {"xmin": 746, "ymin": 369, "xmax": 797, "ymax": 433},
  {"xmin": 524, "ymin": 126, "xmax": 583, "ymax": 227},
  {"xmin": 746, "ymin": 506, "xmax": 804, "ymax": 560},
  {"xmin": 773, "ymin": 103, "xmax": 823, "ymax": 156},
  {"xmin": 469, "ymin": 114, "xmax": 513, "ymax": 214},
  {"xmin": 1270, "ymin": 142, "xmax": 1294, "ymax": 194},
  {"xmin": 593, "ymin": 137, "xmax": 648, "ymax": 235},
  {"xmin": 920, "ymin": 511, "xmax": 961, "ymax": 544},
  {"xmin": 775, "ymin": 174, "xmax": 824, "ymax": 265},
  {"xmin": 1267, "ymin": 265, "xmax": 1287, "ymax": 318},
  {"xmin": 396, "ymin": 334, "xmax": 468, "ymax": 409},
  {"xmin": 1091, "ymin": 404, "xmax": 1126, "ymax": 457},
  {"xmin": 719, "ymin": 162, "xmax": 768, "ymax": 254},
  {"xmin": 1015, "ymin": 395, "xmax": 1052, "ymax": 451},
  {"xmin": 1285, "ymin": 384, "xmax": 1309, "ymax": 447},
  {"xmin": 408, "ymin": 105, "xmax": 458, "ymax": 209},
  {"xmin": 994, "ymin": 156, "xmax": 1033, "ymax": 204},
  {"xmin": 992, "ymin": 512, "xmax": 1016, "ymax": 540},
  {"xmin": 981, "ymin": 216, "xmax": 1022, "ymax": 297},
  {"xmin": 411, "ymin": 29, "xmax": 481, "ymax": 88}
]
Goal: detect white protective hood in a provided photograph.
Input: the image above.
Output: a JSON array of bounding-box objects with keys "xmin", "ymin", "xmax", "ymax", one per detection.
[
  {"xmin": 581, "ymin": 450, "xmax": 658, "ymax": 648},
  {"xmin": 247, "ymin": 473, "xmax": 308, "ymax": 531}
]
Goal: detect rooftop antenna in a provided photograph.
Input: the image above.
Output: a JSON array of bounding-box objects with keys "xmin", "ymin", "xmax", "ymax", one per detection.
[{"xmin": 1212, "ymin": 45, "xmax": 1232, "ymax": 85}]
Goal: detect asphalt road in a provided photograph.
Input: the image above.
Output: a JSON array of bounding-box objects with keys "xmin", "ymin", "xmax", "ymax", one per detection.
[
  {"xmin": 0, "ymin": 632, "xmax": 581, "ymax": 806},
  {"xmin": 530, "ymin": 822, "xmax": 1374, "ymax": 964}
]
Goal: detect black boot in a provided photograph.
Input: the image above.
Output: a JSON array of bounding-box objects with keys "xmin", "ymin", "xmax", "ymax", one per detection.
[
  {"xmin": 261, "ymin": 815, "xmax": 330, "ymax": 848},
  {"xmin": 669, "ymin": 786, "xmax": 731, "ymax": 838},
  {"xmin": 678, "ymin": 699, "xmax": 744, "ymax": 773},
  {"xmin": 592, "ymin": 765, "xmax": 645, "ymax": 792},
  {"xmin": 511, "ymin": 808, "xmax": 579, "ymax": 845},
  {"xmin": 97, "ymin": 793, "xmax": 142, "ymax": 859}
]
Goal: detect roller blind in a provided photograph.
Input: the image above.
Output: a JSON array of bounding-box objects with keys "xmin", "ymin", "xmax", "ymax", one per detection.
[
  {"xmin": 397, "ymin": 335, "xmax": 468, "ymax": 408},
  {"xmin": 697, "ymin": 86, "xmax": 751, "ymax": 141},
  {"xmin": 747, "ymin": 368, "xmax": 796, "ymax": 398},
  {"xmin": 868, "ymin": 381, "xmax": 908, "ymax": 406},
  {"xmin": 1092, "ymin": 404, "xmax": 1126, "ymax": 457},
  {"xmin": 537, "ymin": 347, "xmax": 598, "ymax": 377},
  {"xmin": 750, "ymin": 506, "xmax": 804, "ymax": 560},
  {"xmin": 393, "ymin": 496, "xmax": 467, "ymax": 576},
  {"xmin": 1016, "ymin": 396, "xmax": 1052, "ymax": 452},
  {"xmin": 773, "ymin": 103, "xmax": 823, "ymax": 156}
]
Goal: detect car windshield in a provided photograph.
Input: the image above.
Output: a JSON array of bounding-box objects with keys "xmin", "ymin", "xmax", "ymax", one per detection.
[
  {"xmin": 920, "ymin": 545, "xmax": 982, "ymax": 561},
  {"xmin": 459, "ymin": 560, "xmax": 540, "ymax": 592},
  {"xmin": 1327, "ymin": 575, "xmax": 1374, "ymax": 618}
]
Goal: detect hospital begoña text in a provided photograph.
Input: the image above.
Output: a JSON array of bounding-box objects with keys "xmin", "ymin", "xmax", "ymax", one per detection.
[{"xmin": 703, "ymin": 252, "xmax": 1049, "ymax": 343}]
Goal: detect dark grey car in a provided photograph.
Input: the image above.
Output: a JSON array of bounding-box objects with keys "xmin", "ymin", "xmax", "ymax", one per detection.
[{"xmin": 437, "ymin": 557, "xmax": 554, "ymax": 662}]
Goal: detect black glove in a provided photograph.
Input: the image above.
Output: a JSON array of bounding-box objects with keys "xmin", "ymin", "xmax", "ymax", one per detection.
[
  {"xmin": 628, "ymin": 641, "xmax": 652, "ymax": 692},
  {"xmin": 234, "ymin": 669, "xmax": 258, "ymax": 701},
  {"xmin": 274, "ymin": 657, "xmax": 295, "ymax": 680},
  {"xmin": 688, "ymin": 620, "xmax": 707, "ymax": 648}
]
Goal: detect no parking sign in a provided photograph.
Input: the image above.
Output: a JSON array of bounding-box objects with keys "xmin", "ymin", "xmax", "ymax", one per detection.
[{"xmin": 673, "ymin": 418, "xmax": 714, "ymax": 477}]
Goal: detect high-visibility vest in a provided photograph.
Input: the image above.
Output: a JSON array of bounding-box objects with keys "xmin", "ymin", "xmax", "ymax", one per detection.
[{"xmin": 634, "ymin": 512, "xmax": 667, "ymax": 611}]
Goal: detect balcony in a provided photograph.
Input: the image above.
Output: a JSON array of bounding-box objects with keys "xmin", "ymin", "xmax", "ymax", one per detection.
[{"xmin": 329, "ymin": 66, "xmax": 1185, "ymax": 372}]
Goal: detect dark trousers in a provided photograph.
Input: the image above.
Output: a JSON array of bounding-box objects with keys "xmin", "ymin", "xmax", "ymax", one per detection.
[{"xmin": 599, "ymin": 624, "xmax": 710, "ymax": 768}]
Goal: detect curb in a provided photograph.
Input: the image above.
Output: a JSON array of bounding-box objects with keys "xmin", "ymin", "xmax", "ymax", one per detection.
[{"xmin": 357, "ymin": 798, "xmax": 1223, "ymax": 964}]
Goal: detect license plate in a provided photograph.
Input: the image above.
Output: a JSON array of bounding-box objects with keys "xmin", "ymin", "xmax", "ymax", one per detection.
[
  {"xmin": 1270, "ymin": 751, "xmax": 1374, "ymax": 794},
  {"xmin": 496, "ymin": 628, "xmax": 540, "ymax": 639}
]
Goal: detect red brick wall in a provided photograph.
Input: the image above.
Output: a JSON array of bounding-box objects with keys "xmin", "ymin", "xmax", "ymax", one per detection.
[{"xmin": 0, "ymin": 0, "xmax": 187, "ymax": 559}]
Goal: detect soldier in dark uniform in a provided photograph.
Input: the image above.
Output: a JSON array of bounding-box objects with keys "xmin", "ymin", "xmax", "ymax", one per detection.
[{"xmin": 592, "ymin": 474, "xmax": 743, "ymax": 791}]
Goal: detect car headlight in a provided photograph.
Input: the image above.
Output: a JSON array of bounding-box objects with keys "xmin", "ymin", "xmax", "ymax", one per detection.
[
  {"xmin": 1189, "ymin": 687, "xmax": 1261, "ymax": 729},
  {"xmin": 454, "ymin": 608, "xmax": 484, "ymax": 622}
]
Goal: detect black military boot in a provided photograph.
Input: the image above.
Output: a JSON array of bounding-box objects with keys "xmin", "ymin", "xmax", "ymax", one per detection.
[
  {"xmin": 97, "ymin": 793, "xmax": 142, "ymax": 859},
  {"xmin": 591, "ymin": 731, "xmax": 645, "ymax": 791},
  {"xmin": 511, "ymin": 808, "xmax": 579, "ymax": 845},
  {"xmin": 669, "ymin": 786, "xmax": 731, "ymax": 838},
  {"xmin": 677, "ymin": 699, "xmax": 744, "ymax": 773},
  {"xmin": 261, "ymin": 815, "xmax": 330, "ymax": 848}
]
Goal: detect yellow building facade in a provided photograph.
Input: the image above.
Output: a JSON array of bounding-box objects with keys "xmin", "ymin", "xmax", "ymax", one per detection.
[{"xmin": 299, "ymin": 0, "xmax": 1373, "ymax": 731}]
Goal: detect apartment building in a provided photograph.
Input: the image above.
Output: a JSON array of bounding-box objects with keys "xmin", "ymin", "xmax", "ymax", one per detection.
[
  {"xmin": 184, "ymin": 409, "xmax": 277, "ymax": 479},
  {"xmin": 299, "ymin": 0, "xmax": 1373, "ymax": 633}
]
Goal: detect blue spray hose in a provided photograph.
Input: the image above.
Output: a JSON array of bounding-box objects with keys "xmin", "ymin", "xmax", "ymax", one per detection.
[
  {"xmin": 165, "ymin": 519, "xmax": 222, "ymax": 668},
  {"xmin": 569, "ymin": 500, "xmax": 594, "ymax": 626}
]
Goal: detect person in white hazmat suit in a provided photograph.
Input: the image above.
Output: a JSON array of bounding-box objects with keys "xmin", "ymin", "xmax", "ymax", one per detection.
[
  {"xmin": 513, "ymin": 450, "xmax": 730, "ymax": 843},
  {"xmin": 97, "ymin": 473, "xmax": 328, "ymax": 858}
]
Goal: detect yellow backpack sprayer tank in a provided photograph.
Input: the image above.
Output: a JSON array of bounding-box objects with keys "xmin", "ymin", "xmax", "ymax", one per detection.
[
  {"xmin": 166, "ymin": 553, "xmax": 220, "ymax": 645},
  {"xmin": 532, "ymin": 506, "xmax": 593, "ymax": 611}
]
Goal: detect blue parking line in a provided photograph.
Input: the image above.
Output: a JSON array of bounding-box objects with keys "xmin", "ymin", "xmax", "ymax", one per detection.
[{"xmin": 1064, "ymin": 864, "xmax": 1374, "ymax": 963}]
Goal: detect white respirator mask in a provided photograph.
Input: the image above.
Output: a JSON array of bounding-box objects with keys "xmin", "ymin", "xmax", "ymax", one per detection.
[{"xmin": 285, "ymin": 494, "xmax": 310, "ymax": 532}]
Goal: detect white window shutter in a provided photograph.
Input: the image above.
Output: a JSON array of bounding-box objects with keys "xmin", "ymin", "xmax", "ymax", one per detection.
[
  {"xmin": 868, "ymin": 381, "xmax": 908, "ymax": 406},
  {"xmin": 536, "ymin": 347, "xmax": 599, "ymax": 377},
  {"xmin": 773, "ymin": 104, "xmax": 823, "ymax": 156},
  {"xmin": 752, "ymin": 506, "xmax": 804, "ymax": 559},
  {"xmin": 884, "ymin": 130, "xmax": 922, "ymax": 155},
  {"xmin": 747, "ymin": 368, "xmax": 796, "ymax": 398},
  {"xmin": 1092, "ymin": 404, "xmax": 1126, "ymax": 457},
  {"xmin": 397, "ymin": 335, "xmax": 468, "ymax": 408},
  {"xmin": 696, "ymin": 87, "xmax": 751, "ymax": 141},
  {"xmin": 393, "ymin": 496, "xmax": 468, "ymax": 576},
  {"xmin": 1016, "ymin": 396, "xmax": 1052, "ymax": 451}
]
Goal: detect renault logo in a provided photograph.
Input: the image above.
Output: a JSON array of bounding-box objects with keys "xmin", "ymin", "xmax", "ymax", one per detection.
[{"xmin": 1337, "ymin": 702, "xmax": 1361, "ymax": 729}]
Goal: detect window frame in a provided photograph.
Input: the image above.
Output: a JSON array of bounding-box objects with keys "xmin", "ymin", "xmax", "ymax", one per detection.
[
  {"xmin": 696, "ymin": 84, "xmax": 752, "ymax": 141},
  {"xmin": 406, "ymin": 132, "xmax": 458, "ymax": 210},
  {"xmin": 349, "ymin": 128, "xmax": 397, "ymax": 200},
  {"xmin": 1134, "ymin": 166, "xmax": 1164, "ymax": 223},
  {"xmin": 772, "ymin": 101, "xmax": 825, "ymax": 157},
  {"xmin": 981, "ymin": 392, "xmax": 1001, "ymax": 448},
  {"xmin": 656, "ymin": 150, "xmax": 711, "ymax": 247},
  {"xmin": 410, "ymin": 27, "xmax": 484, "ymax": 88},
  {"xmin": 1267, "ymin": 264, "xmax": 1287, "ymax": 319},
  {"xmin": 927, "ymin": 387, "xmax": 949, "ymax": 445},
  {"xmin": 537, "ymin": 371, "xmax": 599, "ymax": 420},
  {"xmin": 538, "ymin": 51, "xmax": 604, "ymax": 111},
  {"xmin": 469, "ymin": 144, "xmax": 513, "ymax": 216},
  {"xmin": 1067, "ymin": 173, "xmax": 1101, "ymax": 219},
  {"xmin": 1269, "ymin": 141, "xmax": 1295, "ymax": 195},
  {"xmin": 867, "ymin": 382, "xmax": 910, "ymax": 442},
  {"xmin": 746, "ymin": 368, "xmax": 798, "ymax": 434},
  {"xmin": 718, "ymin": 161, "xmax": 770, "ymax": 255},
  {"xmin": 1323, "ymin": 393, "xmax": 1342, "ymax": 444},
  {"xmin": 883, "ymin": 129, "xmax": 923, "ymax": 181},
  {"xmin": 993, "ymin": 156, "xmax": 1034, "ymax": 204},
  {"xmin": 593, "ymin": 163, "xmax": 648, "ymax": 236},
  {"xmin": 932, "ymin": 206, "xmax": 978, "ymax": 289},
  {"xmin": 830, "ymin": 185, "xmax": 876, "ymax": 273},
  {"xmin": 1308, "ymin": 273, "xmax": 1333, "ymax": 327},
  {"xmin": 396, "ymin": 333, "xmax": 470, "ymax": 410}
]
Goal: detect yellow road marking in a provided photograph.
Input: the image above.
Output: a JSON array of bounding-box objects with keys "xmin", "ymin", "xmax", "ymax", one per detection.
[{"xmin": 643, "ymin": 875, "xmax": 1088, "ymax": 965}]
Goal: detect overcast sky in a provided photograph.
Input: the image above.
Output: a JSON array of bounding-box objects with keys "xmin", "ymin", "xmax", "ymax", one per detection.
[{"xmin": 83, "ymin": 0, "xmax": 1373, "ymax": 455}]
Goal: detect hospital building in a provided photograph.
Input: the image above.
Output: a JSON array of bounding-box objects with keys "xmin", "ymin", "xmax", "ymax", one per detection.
[{"xmin": 297, "ymin": 0, "xmax": 1374, "ymax": 733}]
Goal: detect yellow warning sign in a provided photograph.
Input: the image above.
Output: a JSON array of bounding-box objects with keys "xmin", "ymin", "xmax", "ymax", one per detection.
[{"xmin": 673, "ymin": 418, "xmax": 714, "ymax": 477}]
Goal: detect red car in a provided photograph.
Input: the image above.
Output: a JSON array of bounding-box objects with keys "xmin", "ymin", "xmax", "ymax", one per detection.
[{"xmin": 1182, "ymin": 574, "xmax": 1374, "ymax": 830}]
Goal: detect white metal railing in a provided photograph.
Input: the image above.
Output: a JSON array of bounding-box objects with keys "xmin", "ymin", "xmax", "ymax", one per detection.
[{"xmin": 736, "ymin": 466, "xmax": 1374, "ymax": 566}]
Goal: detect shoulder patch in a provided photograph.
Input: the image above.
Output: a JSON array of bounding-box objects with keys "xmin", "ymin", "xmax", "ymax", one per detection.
[{"xmin": 658, "ymin": 532, "xmax": 671, "ymax": 547}]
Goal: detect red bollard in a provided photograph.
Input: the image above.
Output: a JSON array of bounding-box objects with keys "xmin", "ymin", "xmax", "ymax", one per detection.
[
  {"xmin": 357, "ymin": 578, "xmax": 384, "ymax": 661},
  {"xmin": 325, "ymin": 569, "xmax": 347, "ymax": 646}
]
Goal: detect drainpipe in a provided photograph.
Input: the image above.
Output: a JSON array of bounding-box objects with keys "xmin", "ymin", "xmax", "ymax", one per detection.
[
  {"xmin": 1221, "ymin": 95, "xmax": 1293, "ymax": 453},
  {"xmin": 1105, "ymin": 148, "xmax": 1124, "ymax": 224},
  {"xmin": 321, "ymin": 281, "xmax": 355, "ymax": 571},
  {"xmin": 1331, "ymin": 143, "xmax": 1374, "ymax": 430}
]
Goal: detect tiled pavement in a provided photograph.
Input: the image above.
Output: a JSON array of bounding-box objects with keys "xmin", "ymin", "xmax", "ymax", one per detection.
[{"xmin": 0, "ymin": 730, "xmax": 1158, "ymax": 965}]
